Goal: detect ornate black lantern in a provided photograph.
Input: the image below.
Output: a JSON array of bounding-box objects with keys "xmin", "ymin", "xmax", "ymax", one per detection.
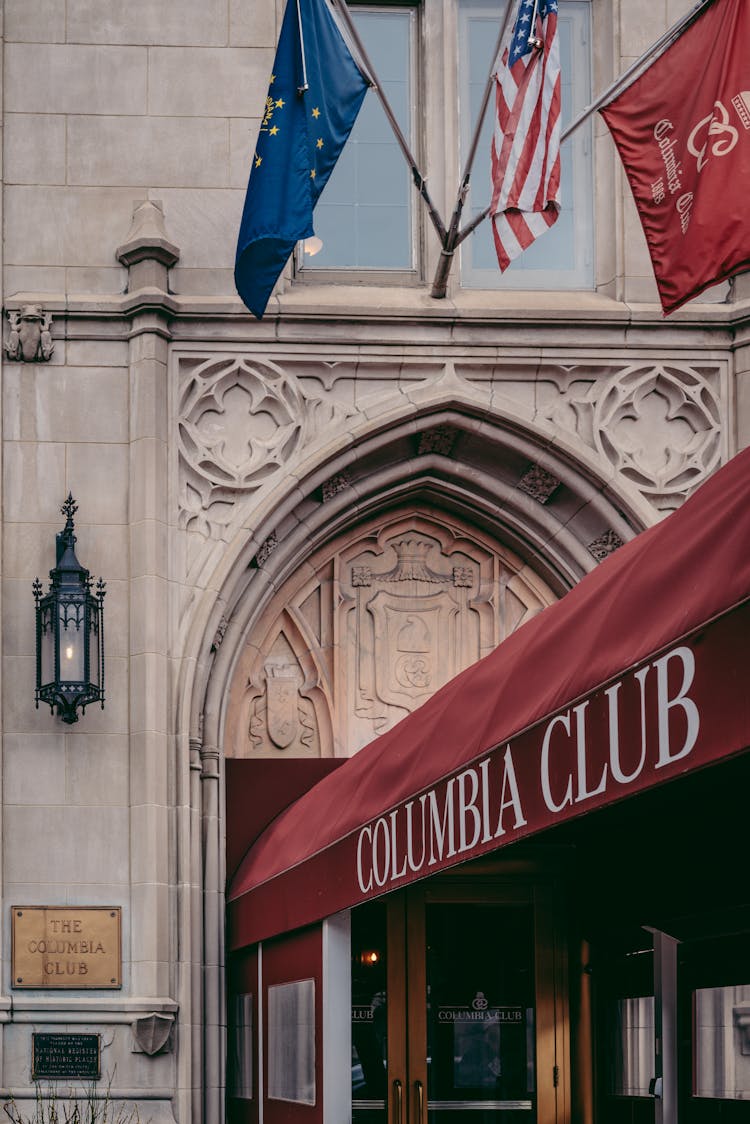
[{"xmin": 33, "ymin": 495, "xmax": 106, "ymax": 724}]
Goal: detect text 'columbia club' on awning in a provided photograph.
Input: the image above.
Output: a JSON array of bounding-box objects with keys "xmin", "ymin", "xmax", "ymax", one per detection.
[{"xmin": 228, "ymin": 448, "xmax": 750, "ymax": 947}]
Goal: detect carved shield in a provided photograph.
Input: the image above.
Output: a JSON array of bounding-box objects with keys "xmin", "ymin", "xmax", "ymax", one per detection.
[
  {"xmin": 266, "ymin": 675, "xmax": 300, "ymax": 749},
  {"xmin": 132, "ymin": 1013, "xmax": 174, "ymax": 1056},
  {"xmin": 367, "ymin": 591, "xmax": 459, "ymax": 711}
]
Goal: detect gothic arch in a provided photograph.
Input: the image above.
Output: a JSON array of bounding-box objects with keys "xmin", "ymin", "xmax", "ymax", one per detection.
[
  {"xmin": 189, "ymin": 401, "xmax": 656, "ymax": 746},
  {"xmin": 178, "ymin": 403, "xmax": 656, "ymax": 1124}
]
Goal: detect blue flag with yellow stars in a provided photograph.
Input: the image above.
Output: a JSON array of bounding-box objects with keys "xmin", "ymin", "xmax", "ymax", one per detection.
[{"xmin": 235, "ymin": 0, "xmax": 369, "ymax": 318}]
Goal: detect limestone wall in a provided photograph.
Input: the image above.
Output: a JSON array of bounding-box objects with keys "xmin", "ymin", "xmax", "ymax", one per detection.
[{"xmin": 0, "ymin": 0, "xmax": 748, "ymax": 1122}]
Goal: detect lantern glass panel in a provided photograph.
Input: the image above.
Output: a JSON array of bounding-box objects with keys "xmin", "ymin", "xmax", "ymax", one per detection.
[
  {"xmin": 40, "ymin": 605, "xmax": 56, "ymax": 688},
  {"xmin": 59, "ymin": 603, "xmax": 85, "ymax": 682},
  {"xmin": 88, "ymin": 608, "xmax": 100, "ymax": 689}
]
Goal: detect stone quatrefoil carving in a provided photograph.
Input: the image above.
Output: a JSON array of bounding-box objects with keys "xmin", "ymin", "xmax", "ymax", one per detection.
[
  {"xmin": 178, "ymin": 356, "xmax": 356, "ymax": 535},
  {"xmin": 539, "ymin": 362, "xmax": 722, "ymax": 512},
  {"xmin": 178, "ymin": 355, "xmax": 724, "ymax": 538}
]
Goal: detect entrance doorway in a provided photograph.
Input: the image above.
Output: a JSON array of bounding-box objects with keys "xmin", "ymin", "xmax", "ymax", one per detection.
[{"xmin": 350, "ymin": 877, "xmax": 567, "ymax": 1123}]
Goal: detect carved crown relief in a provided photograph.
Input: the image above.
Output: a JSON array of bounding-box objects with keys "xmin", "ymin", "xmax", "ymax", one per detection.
[{"xmin": 224, "ymin": 512, "xmax": 556, "ymax": 760}]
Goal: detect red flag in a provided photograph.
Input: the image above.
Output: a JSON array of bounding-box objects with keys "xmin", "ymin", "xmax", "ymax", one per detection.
[
  {"xmin": 600, "ymin": 0, "xmax": 750, "ymax": 315},
  {"xmin": 490, "ymin": 0, "xmax": 561, "ymax": 270}
]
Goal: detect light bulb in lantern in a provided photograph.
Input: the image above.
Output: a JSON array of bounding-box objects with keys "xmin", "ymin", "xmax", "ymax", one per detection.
[{"xmin": 303, "ymin": 236, "xmax": 323, "ymax": 256}]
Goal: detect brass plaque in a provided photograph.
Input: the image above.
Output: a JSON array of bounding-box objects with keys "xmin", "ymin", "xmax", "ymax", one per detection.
[{"xmin": 12, "ymin": 907, "xmax": 121, "ymax": 989}]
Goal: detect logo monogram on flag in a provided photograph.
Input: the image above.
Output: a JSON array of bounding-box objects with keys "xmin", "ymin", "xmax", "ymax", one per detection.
[{"xmin": 687, "ymin": 100, "xmax": 739, "ymax": 172}]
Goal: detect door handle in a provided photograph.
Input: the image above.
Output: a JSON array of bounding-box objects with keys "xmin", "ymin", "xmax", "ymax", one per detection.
[
  {"xmin": 393, "ymin": 1078, "xmax": 404, "ymax": 1124},
  {"xmin": 415, "ymin": 1079, "xmax": 425, "ymax": 1124}
]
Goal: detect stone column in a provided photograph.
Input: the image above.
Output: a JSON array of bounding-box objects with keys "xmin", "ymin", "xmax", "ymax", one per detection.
[
  {"xmin": 200, "ymin": 742, "xmax": 225, "ymax": 1124},
  {"xmin": 188, "ymin": 735, "xmax": 205, "ymax": 1124},
  {"xmin": 116, "ymin": 198, "xmax": 181, "ymax": 1076},
  {"xmin": 0, "ymin": 0, "xmax": 11, "ymax": 1057},
  {"xmin": 731, "ymin": 274, "xmax": 750, "ymax": 452}
]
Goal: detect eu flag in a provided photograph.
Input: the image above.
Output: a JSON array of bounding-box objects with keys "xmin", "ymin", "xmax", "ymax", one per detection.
[{"xmin": 235, "ymin": 0, "xmax": 369, "ymax": 318}]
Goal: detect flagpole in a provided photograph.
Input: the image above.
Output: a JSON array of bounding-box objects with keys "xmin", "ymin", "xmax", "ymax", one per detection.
[
  {"xmin": 430, "ymin": 0, "xmax": 517, "ymax": 299},
  {"xmin": 558, "ymin": 0, "xmax": 713, "ymax": 145},
  {"xmin": 295, "ymin": 0, "xmax": 310, "ymax": 91},
  {"xmin": 331, "ymin": 0, "xmax": 448, "ymax": 242},
  {"xmin": 432, "ymin": 0, "xmax": 714, "ymax": 286}
]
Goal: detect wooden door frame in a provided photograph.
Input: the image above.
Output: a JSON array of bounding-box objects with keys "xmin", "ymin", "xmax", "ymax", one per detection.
[{"xmin": 377, "ymin": 871, "xmax": 570, "ymax": 1124}]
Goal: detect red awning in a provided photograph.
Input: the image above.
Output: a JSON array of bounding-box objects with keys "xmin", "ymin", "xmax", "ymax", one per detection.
[{"xmin": 228, "ymin": 449, "xmax": 750, "ymax": 947}]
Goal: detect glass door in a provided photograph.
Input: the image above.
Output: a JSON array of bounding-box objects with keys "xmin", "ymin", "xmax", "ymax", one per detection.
[
  {"xmin": 351, "ymin": 879, "xmax": 565, "ymax": 1124},
  {"xmin": 352, "ymin": 900, "xmax": 391, "ymax": 1121}
]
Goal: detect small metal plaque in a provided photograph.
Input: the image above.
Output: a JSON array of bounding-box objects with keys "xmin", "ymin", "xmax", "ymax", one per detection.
[
  {"xmin": 32, "ymin": 1033, "xmax": 101, "ymax": 1080},
  {"xmin": 12, "ymin": 906, "xmax": 121, "ymax": 989}
]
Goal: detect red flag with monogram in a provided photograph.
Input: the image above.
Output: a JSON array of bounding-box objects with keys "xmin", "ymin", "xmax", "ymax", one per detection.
[{"xmin": 600, "ymin": 0, "xmax": 750, "ymax": 315}]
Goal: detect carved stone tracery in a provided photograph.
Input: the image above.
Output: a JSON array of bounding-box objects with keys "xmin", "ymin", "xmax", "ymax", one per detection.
[
  {"xmin": 177, "ymin": 354, "xmax": 726, "ymax": 552},
  {"xmin": 178, "ymin": 355, "xmax": 356, "ymax": 535},
  {"xmin": 538, "ymin": 362, "xmax": 723, "ymax": 511},
  {"xmin": 592, "ymin": 365, "xmax": 721, "ymax": 509}
]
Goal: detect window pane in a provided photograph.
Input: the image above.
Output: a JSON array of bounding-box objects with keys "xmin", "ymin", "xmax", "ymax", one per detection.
[
  {"xmin": 458, "ymin": 0, "xmax": 594, "ymax": 289},
  {"xmin": 694, "ymin": 984, "xmax": 750, "ymax": 1100},
  {"xmin": 303, "ymin": 8, "xmax": 414, "ymax": 271},
  {"xmin": 351, "ymin": 902, "xmax": 387, "ymax": 1123},
  {"xmin": 426, "ymin": 903, "xmax": 536, "ymax": 1112},
  {"xmin": 267, "ymin": 979, "xmax": 316, "ymax": 1104},
  {"xmin": 613, "ymin": 996, "xmax": 655, "ymax": 1097},
  {"xmin": 228, "ymin": 993, "xmax": 253, "ymax": 1099},
  {"xmin": 598, "ymin": 929, "xmax": 655, "ymax": 1101}
]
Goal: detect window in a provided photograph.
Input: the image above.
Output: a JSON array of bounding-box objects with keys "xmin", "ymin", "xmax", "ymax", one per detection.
[
  {"xmin": 267, "ymin": 979, "xmax": 316, "ymax": 1104},
  {"xmin": 613, "ymin": 996, "xmax": 655, "ymax": 1097},
  {"xmin": 228, "ymin": 993, "xmax": 254, "ymax": 1099},
  {"xmin": 458, "ymin": 0, "xmax": 594, "ymax": 289},
  {"xmin": 597, "ymin": 928, "xmax": 656, "ymax": 1109},
  {"xmin": 694, "ymin": 984, "xmax": 750, "ymax": 1100},
  {"xmin": 680, "ymin": 932, "xmax": 750, "ymax": 1107},
  {"xmin": 299, "ymin": 0, "xmax": 593, "ymax": 288},
  {"xmin": 301, "ymin": 6, "xmax": 417, "ymax": 274}
]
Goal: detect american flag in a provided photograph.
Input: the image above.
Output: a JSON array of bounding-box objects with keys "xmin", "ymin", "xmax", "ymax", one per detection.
[{"xmin": 490, "ymin": 0, "xmax": 561, "ymax": 271}]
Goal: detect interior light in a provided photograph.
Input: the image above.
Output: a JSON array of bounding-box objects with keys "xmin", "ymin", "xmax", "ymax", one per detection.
[
  {"xmin": 303, "ymin": 236, "xmax": 323, "ymax": 256},
  {"xmin": 360, "ymin": 950, "xmax": 380, "ymax": 966}
]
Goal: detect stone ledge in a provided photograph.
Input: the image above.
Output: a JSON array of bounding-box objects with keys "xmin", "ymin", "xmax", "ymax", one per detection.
[
  {"xmin": 4, "ymin": 287, "xmax": 749, "ymax": 339},
  {"xmin": 1, "ymin": 1088, "xmax": 175, "ymax": 1103},
  {"xmin": 8, "ymin": 995, "xmax": 179, "ymax": 1023}
]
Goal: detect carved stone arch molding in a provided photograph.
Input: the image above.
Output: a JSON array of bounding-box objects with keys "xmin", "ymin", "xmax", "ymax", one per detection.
[
  {"xmin": 194, "ymin": 400, "xmax": 659, "ymax": 770},
  {"xmin": 184, "ymin": 404, "xmax": 656, "ymax": 1124}
]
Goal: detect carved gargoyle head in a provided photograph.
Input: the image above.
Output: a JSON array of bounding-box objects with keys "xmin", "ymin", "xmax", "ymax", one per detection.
[{"xmin": 4, "ymin": 305, "xmax": 54, "ymax": 362}]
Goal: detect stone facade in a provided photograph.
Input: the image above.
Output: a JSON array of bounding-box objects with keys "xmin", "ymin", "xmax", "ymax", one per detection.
[{"xmin": 1, "ymin": 0, "xmax": 749, "ymax": 1121}]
